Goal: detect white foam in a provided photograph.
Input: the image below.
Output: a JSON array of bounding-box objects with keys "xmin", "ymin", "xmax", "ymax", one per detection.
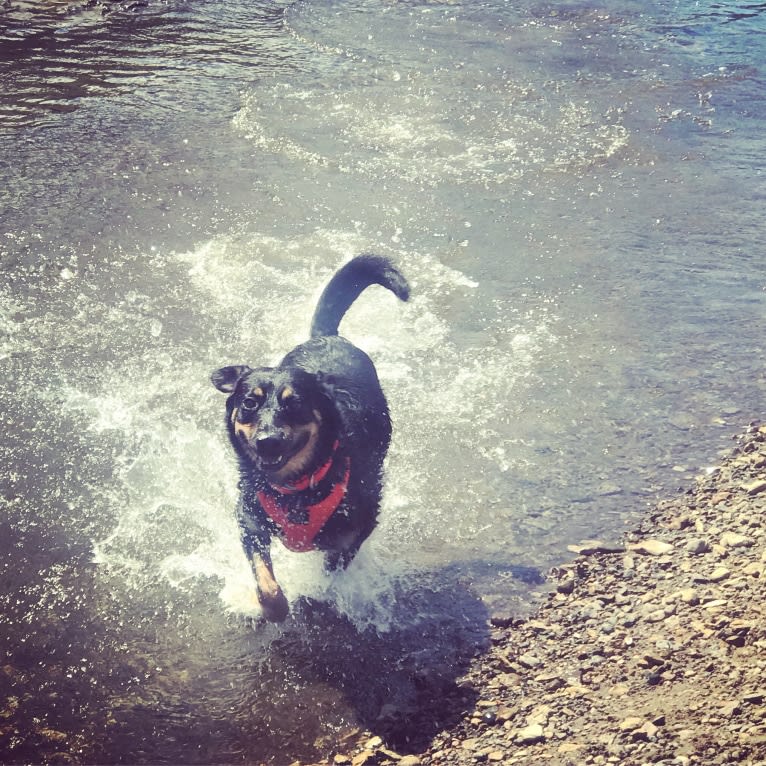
[{"xmin": 232, "ymin": 76, "xmax": 630, "ymax": 189}]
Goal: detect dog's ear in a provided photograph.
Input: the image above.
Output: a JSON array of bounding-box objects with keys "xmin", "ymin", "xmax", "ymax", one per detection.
[
  {"xmin": 315, "ymin": 372, "xmax": 356, "ymax": 410},
  {"xmin": 211, "ymin": 365, "xmax": 252, "ymax": 393}
]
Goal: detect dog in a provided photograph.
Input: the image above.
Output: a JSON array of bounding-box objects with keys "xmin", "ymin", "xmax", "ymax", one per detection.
[{"xmin": 211, "ymin": 254, "xmax": 410, "ymax": 622}]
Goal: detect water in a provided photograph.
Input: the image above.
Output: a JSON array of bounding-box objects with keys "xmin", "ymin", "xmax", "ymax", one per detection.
[{"xmin": 1, "ymin": 0, "xmax": 764, "ymax": 762}]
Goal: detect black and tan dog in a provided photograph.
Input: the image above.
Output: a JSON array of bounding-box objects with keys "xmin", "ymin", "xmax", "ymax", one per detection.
[{"xmin": 212, "ymin": 254, "xmax": 409, "ymax": 622}]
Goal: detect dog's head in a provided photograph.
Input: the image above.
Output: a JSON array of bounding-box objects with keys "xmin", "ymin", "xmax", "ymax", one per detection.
[{"xmin": 211, "ymin": 365, "xmax": 334, "ymax": 483}]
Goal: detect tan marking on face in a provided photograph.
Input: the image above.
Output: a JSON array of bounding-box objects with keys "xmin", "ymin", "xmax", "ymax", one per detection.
[
  {"xmin": 234, "ymin": 420, "xmax": 257, "ymax": 442},
  {"xmin": 279, "ymin": 386, "xmax": 294, "ymax": 402},
  {"xmin": 252, "ymin": 386, "xmax": 264, "ymax": 398}
]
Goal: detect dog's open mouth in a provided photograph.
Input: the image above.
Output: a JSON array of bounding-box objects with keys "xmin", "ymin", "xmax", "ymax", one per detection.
[
  {"xmin": 258, "ymin": 454, "xmax": 284, "ymax": 469},
  {"xmin": 255, "ymin": 430, "xmax": 311, "ymax": 475}
]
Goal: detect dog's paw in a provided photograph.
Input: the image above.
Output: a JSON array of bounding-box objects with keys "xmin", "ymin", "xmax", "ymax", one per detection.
[{"xmin": 258, "ymin": 587, "xmax": 290, "ymax": 623}]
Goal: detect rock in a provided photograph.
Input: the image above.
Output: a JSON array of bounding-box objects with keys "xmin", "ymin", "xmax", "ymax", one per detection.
[
  {"xmin": 708, "ymin": 566, "xmax": 731, "ymax": 583},
  {"xmin": 669, "ymin": 413, "xmax": 696, "ymax": 430},
  {"xmin": 719, "ymin": 531, "xmax": 754, "ymax": 549},
  {"xmin": 719, "ymin": 619, "xmax": 751, "ymax": 647},
  {"xmin": 701, "ymin": 598, "xmax": 728, "ymax": 609},
  {"xmin": 634, "ymin": 721, "xmax": 659, "ymax": 740},
  {"xmin": 618, "ymin": 717, "xmax": 643, "ymax": 732},
  {"xmin": 398, "ymin": 757, "xmax": 422, "ymax": 766},
  {"xmin": 743, "ymin": 561, "xmax": 763, "ymax": 577},
  {"xmin": 489, "ymin": 611, "xmax": 517, "ymax": 628},
  {"xmin": 495, "ymin": 672, "xmax": 521, "ymax": 688},
  {"xmin": 568, "ymin": 540, "xmax": 625, "ymax": 555},
  {"xmin": 534, "ymin": 671, "xmax": 566, "ymax": 691},
  {"xmin": 742, "ymin": 479, "xmax": 766, "ymax": 496},
  {"xmin": 628, "ymin": 539, "xmax": 674, "ymax": 556},
  {"xmin": 684, "ymin": 538, "xmax": 710, "ymax": 554},
  {"xmin": 515, "ymin": 723, "xmax": 545, "ymax": 745},
  {"xmin": 678, "ymin": 587, "xmax": 699, "ymax": 605},
  {"xmin": 351, "ymin": 751, "xmax": 377, "ymax": 766},
  {"xmin": 517, "ymin": 652, "xmax": 543, "ymax": 669},
  {"xmin": 38, "ymin": 728, "xmax": 68, "ymax": 743},
  {"xmin": 526, "ymin": 704, "xmax": 551, "ymax": 727}
]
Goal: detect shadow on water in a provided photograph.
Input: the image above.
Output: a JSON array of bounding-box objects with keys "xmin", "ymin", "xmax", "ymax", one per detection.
[
  {"xmin": 45, "ymin": 575, "xmax": 489, "ymax": 764},
  {"xmin": 1, "ymin": 533, "xmax": 495, "ymax": 764},
  {"xmin": 100, "ymin": 575, "xmax": 491, "ymax": 764},
  {"xmin": 273, "ymin": 582, "xmax": 490, "ymax": 756}
]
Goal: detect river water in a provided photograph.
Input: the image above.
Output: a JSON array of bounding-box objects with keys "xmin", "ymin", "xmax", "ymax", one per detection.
[{"xmin": 1, "ymin": 0, "xmax": 764, "ymax": 762}]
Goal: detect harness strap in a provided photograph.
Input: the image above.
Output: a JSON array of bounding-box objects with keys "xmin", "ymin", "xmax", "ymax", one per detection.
[{"xmin": 257, "ymin": 457, "xmax": 351, "ymax": 552}]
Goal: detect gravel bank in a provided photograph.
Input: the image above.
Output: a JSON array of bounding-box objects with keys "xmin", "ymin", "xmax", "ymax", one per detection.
[{"xmin": 330, "ymin": 422, "xmax": 766, "ymax": 766}]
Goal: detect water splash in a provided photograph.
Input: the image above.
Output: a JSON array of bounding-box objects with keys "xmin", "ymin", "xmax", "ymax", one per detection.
[{"xmin": 57, "ymin": 232, "xmax": 552, "ymax": 630}]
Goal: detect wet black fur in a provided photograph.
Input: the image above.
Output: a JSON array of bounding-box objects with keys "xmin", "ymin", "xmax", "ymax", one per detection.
[{"xmin": 211, "ymin": 254, "xmax": 409, "ymax": 621}]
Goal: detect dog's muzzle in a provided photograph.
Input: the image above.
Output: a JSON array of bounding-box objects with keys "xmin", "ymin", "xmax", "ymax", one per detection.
[{"xmin": 255, "ymin": 432, "xmax": 288, "ymax": 467}]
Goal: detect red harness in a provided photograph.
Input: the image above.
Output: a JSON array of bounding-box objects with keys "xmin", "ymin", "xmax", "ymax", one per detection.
[{"xmin": 257, "ymin": 444, "xmax": 351, "ymax": 552}]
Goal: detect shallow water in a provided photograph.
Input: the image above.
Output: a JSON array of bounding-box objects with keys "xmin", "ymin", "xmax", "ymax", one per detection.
[{"xmin": 1, "ymin": 0, "xmax": 765, "ymax": 762}]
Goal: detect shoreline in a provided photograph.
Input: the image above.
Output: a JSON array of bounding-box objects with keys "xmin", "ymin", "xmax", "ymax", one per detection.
[{"xmin": 331, "ymin": 422, "xmax": 766, "ymax": 766}]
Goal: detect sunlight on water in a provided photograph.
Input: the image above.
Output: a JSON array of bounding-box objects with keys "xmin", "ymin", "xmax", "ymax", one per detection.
[
  {"xmin": 2, "ymin": 0, "xmax": 765, "ymax": 760},
  {"xmin": 233, "ymin": 84, "xmax": 630, "ymax": 189}
]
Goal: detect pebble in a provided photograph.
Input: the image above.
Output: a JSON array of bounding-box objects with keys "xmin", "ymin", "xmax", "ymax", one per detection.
[
  {"xmin": 629, "ymin": 539, "xmax": 674, "ymax": 556},
  {"xmin": 678, "ymin": 588, "xmax": 699, "ymax": 605},
  {"xmin": 719, "ymin": 531, "xmax": 753, "ymax": 548},
  {"xmin": 351, "ymin": 751, "xmax": 376, "ymax": 766},
  {"xmin": 684, "ymin": 538, "xmax": 709, "ymax": 554},
  {"xmin": 636, "ymin": 721, "xmax": 659, "ymax": 740},
  {"xmin": 568, "ymin": 540, "xmax": 626, "ymax": 555},
  {"xmin": 514, "ymin": 723, "xmax": 545, "ymax": 745},
  {"xmin": 708, "ymin": 567, "xmax": 731, "ymax": 583},
  {"xmin": 618, "ymin": 717, "xmax": 643, "ymax": 732},
  {"xmin": 742, "ymin": 479, "xmax": 766, "ymax": 496},
  {"xmin": 517, "ymin": 652, "xmax": 543, "ymax": 669}
]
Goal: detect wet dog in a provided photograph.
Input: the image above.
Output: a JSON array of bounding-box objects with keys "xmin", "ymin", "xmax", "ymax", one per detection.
[{"xmin": 211, "ymin": 254, "xmax": 409, "ymax": 622}]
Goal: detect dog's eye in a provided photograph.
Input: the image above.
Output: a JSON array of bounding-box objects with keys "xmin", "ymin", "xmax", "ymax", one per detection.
[
  {"xmin": 281, "ymin": 394, "xmax": 302, "ymax": 411},
  {"xmin": 241, "ymin": 395, "xmax": 261, "ymax": 412}
]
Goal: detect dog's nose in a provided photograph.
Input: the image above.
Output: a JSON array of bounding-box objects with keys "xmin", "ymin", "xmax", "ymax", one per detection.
[{"xmin": 255, "ymin": 433, "xmax": 285, "ymax": 462}]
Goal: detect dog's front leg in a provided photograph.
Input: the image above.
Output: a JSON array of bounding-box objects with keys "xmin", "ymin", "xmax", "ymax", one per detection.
[
  {"xmin": 238, "ymin": 496, "xmax": 289, "ymax": 622},
  {"xmin": 250, "ymin": 548, "xmax": 289, "ymax": 623}
]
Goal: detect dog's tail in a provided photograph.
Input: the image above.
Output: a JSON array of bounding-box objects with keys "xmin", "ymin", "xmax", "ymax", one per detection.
[{"xmin": 310, "ymin": 253, "xmax": 410, "ymax": 338}]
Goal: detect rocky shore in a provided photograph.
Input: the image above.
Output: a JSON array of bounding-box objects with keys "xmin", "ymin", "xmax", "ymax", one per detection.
[{"xmin": 329, "ymin": 422, "xmax": 766, "ymax": 766}]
